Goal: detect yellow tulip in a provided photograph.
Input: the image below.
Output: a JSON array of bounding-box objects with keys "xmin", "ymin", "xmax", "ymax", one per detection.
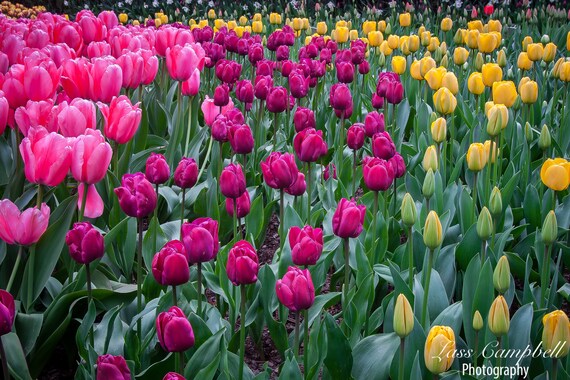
[
  {"xmin": 367, "ymin": 31, "xmax": 383, "ymax": 47},
  {"xmin": 419, "ymin": 57, "xmax": 436, "ymax": 78},
  {"xmin": 239, "ymin": 16, "xmax": 248, "ymax": 26},
  {"xmin": 252, "ymin": 21, "xmax": 263, "ymax": 34},
  {"xmin": 431, "ymin": 117, "xmax": 447, "ymax": 143},
  {"xmin": 540, "ymin": 158, "xmax": 570, "ymax": 191},
  {"xmin": 362, "ymin": 20, "xmax": 376, "ymax": 35},
  {"xmin": 473, "ymin": 311, "xmax": 484, "ymax": 331},
  {"xmin": 349, "ymin": 29, "xmax": 359, "ymax": 41},
  {"xmin": 441, "ymin": 17, "xmax": 452, "ymax": 32},
  {"xmin": 302, "ymin": 18, "xmax": 309, "ymax": 30},
  {"xmin": 424, "ymin": 210, "xmax": 443, "ymax": 250},
  {"xmin": 408, "ymin": 35, "xmax": 420, "ymax": 52},
  {"xmin": 477, "ymin": 33, "xmax": 497, "ymax": 53},
  {"xmin": 394, "ymin": 294, "xmax": 414, "ymax": 338},
  {"xmin": 420, "ymin": 31, "xmax": 431, "ymax": 47},
  {"xmin": 269, "ymin": 13, "xmax": 282, "ymax": 25},
  {"xmin": 492, "ymin": 81, "xmax": 517, "ymax": 107},
  {"xmin": 482, "ymin": 63, "xmax": 503, "ymax": 87},
  {"xmin": 551, "ymin": 58, "xmax": 565, "ymax": 79},
  {"xmin": 493, "ymin": 255, "xmax": 511, "ymax": 294},
  {"xmin": 132, "ymin": 20, "xmax": 140, "ymax": 26},
  {"xmin": 440, "ymin": 41, "xmax": 448, "ymax": 55},
  {"xmin": 399, "ymin": 37, "xmax": 411, "ymax": 56},
  {"xmin": 488, "ymin": 295, "xmax": 510, "ymax": 336},
  {"xmin": 518, "ymin": 77, "xmax": 538, "ymax": 104},
  {"xmin": 208, "ymin": 9, "xmax": 216, "ymax": 19},
  {"xmin": 392, "ymin": 56, "xmax": 406, "ymax": 74},
  {"xmin": 442, "ymin": 72, "xmax": 459, "ymax": 94},
  {"xmin": 214, "ymin": 19, "xmax": 225, "ymax": 29},
  {"xmin": 118, "ymin": 13, "xmax": 128, "ymax": 24},
  {"xmin": 488, "ymin": 19, "xmax": 502, "ymax": 33},
  {"xmin": 433, "ymin": 87, "xmax": 457, "ymax": 115},
  {"xmin": 484, "ymin": 140, "xmax": 500, "ymax": 163},
  {"xmin": 244, "ymin": 26, "xmax": 252, "ymax": 34},
  {"xmin": 467, "ymin": 143, "xmax": 487, "ymax": 171},
  {"xmin": 380, "ymin": 41, "xmax": 393, "ymax": 56},
  {"xmin": 427, "ymin": 37, "xmax": 439, "ymax": 53},
  {"xmin": 317, "ymin": 21, "xmax": 327, "ymax": 35},
  {"xmin": 160, "ymin": 14, "xmax": 168, "ymax": 25},
  {"xmin": 560, "ymin": 61, "xmax": 570, "ymax": 82},
  {"xmin": 235, "ymin": 26, "xmax": 245, "ymax": 37},
  {"xmin": 453, "ymin": 47, "xmax": 469, "ymax": 66},
  {"xmin": 425, "ymin": 67, "xmax": 445, "ymax": 90},
  {"xmin": 387, "ymin": 35, "xmax": 399, "ymax": 50},
  {"xmin": 410, "ymin": 60, "xmax": 422, "ymax": 80},
  {"xmin": 527, "ymin": 43, "xmax": 544, "ymax": 61},
  {"xmin": 486, "ymin": 103, "xmax": 508, "ymax": 134},
  {"xmin": 336, "ymin": 20, "xmax": 347, "ymax": 28},
  {"xmin": 517, "ymin": 52, "xmax": 533, "ymax": 71},
  {"xmin": 424, "ymin": 326, "xmax": 455, "ymax": 374},
  {"xmin": 543, "ymin": 43, "xmax": 557, "ymax": 63},
  {"xmin": 154, "ymin": 18, "xmax": 162, "ymax": 27},
  {"xmin": 466, "ymin": 29, "xmax": 480, "ymax": 49},
  {"xmin": 291, "ymin": 18, "xmax": 302, "ymax": 31},
  {"xmin": 468, "ymin": 20, "xmax": 483, "ymax": 32},
  {"xmin": 418, "ymin": 25, "xmax": 426, "ymax": 36},
  {"xmin": 253, "ymin": 13, "xmax": 262, "ymax": 22},
  {"xmin": 198, "ymin": 19, "xmax": 208, "ymax": 28},
  {"xmin": 567, "ymin": 31, "xmax": 570, "ymax": 51},
  {"xmin": 522, "ymin": 35, "xmax": 533, "ymax": 51},
  {"xmin": 378, "ymin": 20, "xmax": 387, "ymax": 32},
  {"xmin": 542, "ymin": 310, "xmax": 570, "ymax": 358},
  {"xmin": 423, "ymin": 145, "xmax": 438, "ymax": 172},
  {"xmin": 468, "ymin": 72, "xmax": 485, "ymax": 95},
  {"xmin": 335, "ymin": 26, "xmax": 349, "ymax": 43},
  {"xmin": 491, "ymin": 32, "xmax": 502, "ymax": 49},
  {"xmin": 399, "ymin": 12, "xmax": 411, "ymax": 27},
  {"xmin": 227, "ymin": 20, "xmax": 237, "ymax": 30}
]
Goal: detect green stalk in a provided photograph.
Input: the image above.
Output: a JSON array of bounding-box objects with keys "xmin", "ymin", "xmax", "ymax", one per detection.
[
  {"xmin": 541, "ymin": 244, "xmax": 551, "ymax": 308},
  {"xmin": 553, "ymin": 358, "xmax": 558, "ymax": 380},
  {"xmin": 398, "ymin": 338, "xmax": 405, "ymax": 380},
  {"xmin": 306, "ymin": 162, "xmax": 312, "ymax": 225},
  {"xmin": 36, "ymin": 184, "xmax": 43, "ymax": 208},
  {"xmin": 26, "ymin": 245, "xmax": 35, "ymax": 311},
  {"xmin": 407, "ymin": 227, "xmax": 414, "ymax": 289},
  {"xmin": 303, "ymin": 309, "xmax": 309, "ymax": 380},
  {"xmin": 183, "ymin": 96, "xmax": 194, "ymax": 158},
  {"xmin": 137, "ymin": 217, "xmax": 143, "ymax": 339},
  {"xmin": 180, "ymin": 188, "xmax": 186, "ymax": 239},
  {"xmin": 472, "ymin": 172, "xmax": 478, "ymax": 223},
  {"xmin": 172, "ymin": 285, "xmax": 178, "ymax": 307},
  {"xmin": 197, "ymin": 263, "xmax": 202, "ymax": 316},
  {"xmin": 372, "ymin": 191, "xmax": 379, "ymax": 263},
  {"xmin": 279, "ymin": 189, "xmax": 285, "ymax": 253},
  {"xmin": 294, "ymin": 311, "xmax": 300, "ymax": 358},
  {"xmin": 78, "ymin": 183, "xmax": 88, "ymax": 221},
  {"xmin": 351, "ymin": 150, "xmax": 357, "ymax": 197},
  {"xmin": 197, "ymin": 133, "xmax": 214, "ymax": 181},
  {"xmin": 238, "ymin": 285, "xmax": 247, "ymax": 380},
  {"xmin": 178, "ymin": 352, "xmax": 184, "ymax": 376},
  {"xmin": 481, "ymin": 240, "xmax": 486, "ymax": 264},
  {"xmin": 391, "ymin": 178, "xmax": 398, "ymax": 217},
  {"xmin": 421, "ymin": 249, "xmax": 434, "ymax": 328},
  {"xmin": 6, "ymin": 245, "xmax": 23, "ymax": 293},
  {"xmin": 234, "ymin": 201, "xmax": 238, "ymax": 242},
  {"xmin": 273, "ymin": 112, "xmax": 278, "ymax": 148},
  {"xmin": 153, "ymin": 184, "xmax": 159, "ymax": 253},
  {"xmin": 86, "ymin": 263, "xmax": 94, "ymax": 348},
  {"xmin": 343, "ymin": 238, "xmax": 350, "ymax": 303},
  {"xmin": 0, "ymin": 338, "xmax": 9, "ymax": 380}
]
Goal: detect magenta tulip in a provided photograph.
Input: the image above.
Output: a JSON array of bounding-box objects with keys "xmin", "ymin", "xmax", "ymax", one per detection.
[
  {"xmin": 156, "ymin": 306, "xmax": 195, "ymax": 352},
  {"xmin": 152, "ymin": 240, "xmax": 190, "ymax": 286},
  {"xmin": 114, "ymin": 172, "xmax": 157, "ymax": 218},
  {"xmin": 389, "ymin": 153, "xmax": 406, "ymax": 179},
  {"xmin": 364, "ymin": 111, "xmax": 385, "ymax": 137},
  {"xmin": 289, "ymin": 226, "xmax": 323, "ymax": 266},
  {"xmin": 347, "ymin": 123, "xmax": 365, "ymax": 150},
  {"xmin": 275, "ymin": 266, "xmax": 315, "ymax": 312},
  {"xmin": 99, "ymin": 95, "xmax": 142, "ymax": 144},
  {"xmin": 329, "ymin": 83, "xmax": 352, "ymax": 112},
  {"xmin": 261, "ymin": 152, "xmax": 299, "ymax": 189},
  {"xmin": 266, "ymin": 86, "xmax": 288, "ymax": 113},
  {"xmin": 163, "ymin": 373, "xmax": 185, "ymax": 380},
  {"xmin": 181, "ymin": 218, "xmax": 219, "ymax": 264},
  {"xmin": 372, "ymin": 132, "xmax": 396, "ymax": 160},
  {"xmin": 293, "ymin": 107, "xmax": 315, "ymax": 132},
  {"xmin": 174, "ymin": 157, "xmax": 198, "ymax": 189},
  {"xmin": 228, "ymin": 124, "xmax": 254, "ymax": 155},
  {"xmin": 225, "ymin": 191, "xmax": 251, "ymax": 218},
  {"xmin": 332, "ymin": 198, "xmax": 366, "ymax": 239},
  {"xmin": 145, "ymin": 153, "xmax": 170, "ymax": 185},
  {"xmin": 226, "ymin": 240, "xmax": 259, "ymax": 286},
  {"xmin": 293, "ymin": 128, "xmax": 328, "ymax": 163},
  {"xmin": 0, "ymin": 289, "xmax": 15, "ymax": 336},
  {"xmin": 285, "ymin": 172, "xmax": 306, "ymax": 196},
  {"xmin": 220, "ymin": 163, "xmax": 247, "ymax": 199},
  {"xmin": 362, "ymin": 156, "xmax": 395, "ymax": 192},
  {"xmin": 96, "ymin": 355, "xmax": 130, "ymax": 380},
  {"xmin": 65, "ymin": 222, "xmax": 105, "ymax": 265}
]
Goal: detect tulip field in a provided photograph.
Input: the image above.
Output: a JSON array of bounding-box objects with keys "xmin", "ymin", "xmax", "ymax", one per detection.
[{"xmin": 1, "ymin": 1, "xmax": 570, "ymax": 379}]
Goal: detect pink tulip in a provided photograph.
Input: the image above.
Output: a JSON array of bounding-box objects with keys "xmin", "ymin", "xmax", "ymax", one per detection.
[
  {"xmin": 116, "ymin": 51, "xmax": 144, "ymax": 90},
  {"xmin": 98, "ymin": 10, "xmax": 119, "ymax": 30},
  {"xmin": 181, "ymin": 217, "xmax": 219, "ymax": 264},
  {"xmin": 86, "ymin": 41, "xmax": 112, "ymax": 58},
  {"xmin": 226, "ymin": 240, "xmax": 259, "ymax": 286},
  {"xmin": 61, "ymin": 58, "xmax": 92, "ymax": 100},
  {"xmin": 89, "ymin": 57, "xmax": 122, "ymax": 103},
  {"xmin": 166, "ymin": 44, "xmax": 204, "ymax": 82},
  {"xmin": 2, "ymin": 64, "xmax": 26, "ymax": 109},
  {"xmin": 23, "ymin": 56, "xmax": 60, "ymax": 102},
  {"xmin": 181, "ymin": 69, "xmax": 200, "ymax": 96},
  {"xmin": 26, "ymin": 29, "xmax": 49, "ymax": 49},
  {"xmin": 96, "ymin": 355, "xmax": 130, "ymax": 380},
  {"xmin": 0, "ymin": 91, "xmax": 7, "ymax": 134},
  {"xmin": 275, "ymin": 266, "xmax": 315, "ymax": 312},
  {"xmin": 1, "ymin": 34, "xmax": 25, "ymax": 66},
  {"xmin": 289, "ymin": 226, "xmax": 323, "ymax": 266},
  {"xmin": 52, "ymin": 22, "xmax": 83, "ymax": 54},
  {"xmin": 14, "ymin": 100, "xmax": 56, "ymax": 136},
  {"xmin": 19, "ymin": 126, "xmax": 72, "ymax": 187},
  {"xmin": 99, "ymin": 95, "xmax": 142, "ymax": 144},
  {"xmin": 332, "ymin": 198, "xmax": 366, "ymax": 239},
  {"xmin": 71, "ymin": 129, "xmax": 112, "ymax": 184},
  {"xmin": 0, "ymin": 200, "xmax": 50, "ymax": 246},
  {"xmin": 201, "ymin": 95, "xmax": 234, "ymax": 126},
  {"xmin": 48, "ymin": 98, "xmax": 96, "ymax": 137},
  {"xmin": 139, "ymin": 49, "xmax": 159, "ymax": 85},
  {"xmin": 156, "ymin": 27, "xmax": 181, "ymax": 57},
  {"xmin": 78, "ymin": 16, "xmax": 107, "ymax": 44}
]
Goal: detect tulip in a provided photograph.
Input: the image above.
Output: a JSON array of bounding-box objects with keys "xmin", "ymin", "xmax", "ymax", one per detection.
[
  {"xmin": 422, "ymin": 145, "xmax": 438, "ymax": 172},
  {"xmin": 372, "ymin": 132, "xmax": 396, "ymax": 160},
  {"xmin": 478, "ymin": 33, "xmax": 497, "ymax": 53},
  {"xmin": 542, "ymin": 310, "xmax": 570, "ymax": 359},
  {"xmin": 527, "ymin": 43, "xmax": 544, "ymax": 61},
  {"xmin": 543, "ymin": 43, "xmax": 557, "ymax": 63},
  {"xmin": 467, "ymin": 143, "xmax": 487, "ymax": 172},
  {"xmin": 442, "ymin": 72, "xmax": 459, "ymax": 95},
  {"xmin": 491, "ymin": 80, "xmax": 517, "ymax": 108},
  {"xmin": 329, "ymin": 83, "xmax": 352, "ymax": 112},
  {"xmin": 261, "ymin": 152, "xmax": 299, "ymax": 190},
  {"xmin": 482, "ymin": 63, "xmax": 503, "ymax": 88},
  {"xmin": 0, "ymin": 92, "xmax": 7, "ymax": 134},
  {"xmin": 364, "ymin": 112, "xmax": 385, "ymax": 137},
  {"xmin": 362, "ymin": 156, "xmax": 394, "ymax": 192},
  {"xmin": 488, "ymin": 295, "xmax": 510, "ymax": 336},
  {"xmin": 15, "ymin": 100, "xmax": 56, "ymax": 136},
  {"xmin": 433, "ymin": 87, "xmax": 457, "ymax": 115},
  {"xmin": 181, "ymin": 69, "xmax": 200, "ymax": 97},
  {"xmin": 293, "ymin": 128, "xmax": 328, "ymax": 163},
  {"xmin": 265, "ymin": 86, "xmax": 288, "ymax": 114},
  {"xmin": 166, "ymin": 44, "xmax": 204, "ymax": 82},
  {"xmin": 156, "ymin": 306, "xmax": 195, "ymax": 352},
  {"xmin": 539, "ymin": 125, "xmax": 551, "ymax": 151},
  {"xmin": 541, "ymin": 159, "xmax": 570, "ymax": 192},
  {"xmin": 467, "ymin": 72, "xmax": 485, "ymax": 95},
  {"xmin": 293, "ymin": 107, "xmax": 315, "ymax": 132},
  {"xmin": 99, "ymin": 95, "xmax": 142, "ymax": 145},
  {"xmin": 145, "ymin": 153, "xmax": 170, "ymax": 186},
  {"xmin": 492, "ymin": 255, "xmax": 511, "ymax": 295},
  {"xmin": 394, "ymin": 294, "xmax": 414, "ymax": 338},
  {"xmin": 172, "ymin": 157, "xmax": 198, "ymax": 190},
  {"xmin": 181, "ymin": 217, "xmax": 219, "ymax": 264},
  {"xmin": 23, "ymin": 57, "xmax": 60, "ymax": 102},
  {"xmin": 285, "ymin": 172, "xmax": 307, "ymax": 197},
  {"xmin": 289, "ymin": 71, "xmax": 309, "ymax": 99},
  {"xmin": 289, "ymin": 226, "xmax": 323, "ymax": 266},
  {"xmin": 65, "ymin": 222, "xmax": 105, "ymax": 265},
  {"xmin": 0, "ymin": 289, "xmax": 15, "ymax": 337},
  {"xmin": 201, "ymin": 95, "xmax": 234, "ymax": 126},
  {"xmin": 399, "ymin": 13, "xmax": 411, "ymax": 27},
  {"xmin": 89, "ymin": 57, "xmax": 123, "ymax": 103},
  {"xmin": 391, "ymin": 56, "xmax": 406, "ymax": 74},
  {"xmin": 486, "ymin": 104, "xmax": 508, "ymax": 136},
  {"xmin": 226, "ymin": 240, "xmax": 259, "ymax": 286},
  {"xmin": 152, "ymin": 240, "xmax": 189, "ymax": 287},
  {"xmin": 519, "ymin": 77, "xmax": 538, "ymax": 104},
  {"xmin": 220, "ymin": 163, "xmax": 247, "ymax": 199},
  {"xmin": 114, "ymin": 172, "xmax": 157, "ymax": 219},
  {"xmin": 317, "ymin": 22, "xmax": 327, "ymax": 35},
  {"xmin": 225, "ymin": 191, "xmax": 251, "ymax": 219},
  {"xmin": 0, "ymin": 200, "xmax": 50, "ymax": 246},
  {"xmin": 276, "ymin": 266, "xmax": 315, "ymax": 312},
  {"xmin": 424, "ymin": 211, "xmax": 443, "ymax": 251},
  {"xmin": 347, "ymin": 123, "xmax": 365, "ymax": 151},
  {"xmin": 332, "ymin": 198, "xmax": 366, "ymax": 239},
  {"xmin": 96, "ymin": 355, "xmax": 131, "ymax": 380},
  {"xmin": 425, "ymin": 67, "xmax": 446, "ymax": 90},
  {"xmin": 517, "ymin": 52, "xmax": 533, "ymax": 71},
  {"xmin": 424, "ymin": 326, "xmax": 455, "ymax": 374},
  {"xmin": 235, "ymin": 80, "xmax": 254, "ymax": 105},
  {"xmin": 20, "ymin": 126, "xmax": 72, "ymax": 187},
  {"xmin": 441, "ymin": 17, "xmax": 453, "ymax": 32},
  {"xmin": 431, "ymin": 118, "xmax": 447, "ymax": 143}
]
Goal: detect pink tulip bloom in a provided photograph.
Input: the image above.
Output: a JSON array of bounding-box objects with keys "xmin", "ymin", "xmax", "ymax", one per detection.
[
  {"xmin": 165, "ymin": 43, "xmax": 204, "ymax": 82},
  {"xmin": 139, "ymin": 49, "xmax": 159, "ymax": 85},
  {"xmin": 78, "ymin": 15, "xmax": 107, "ymax": 44},
  {"xmin": 0, "ymin": 91, "xmax": 8, "ymax": 134},
  {"xmin": 99, "ymin": 95, "xmax": 142, "ymax": 144},
  {"xmin": 71, "ymin": 129, "xmax": 112, "ymax": 184},
  {"xmin": 23, "ymin": 56, "xmax": 60, "ymax": 102},
  {"xmin": 52, "ymin": 22, "xmax": 83, "ymax": 54},
  {"xmin": 89, "ymin": 57, "xmax": 123, "ymax": 103},
  {"xmin": 117, "ymin": 51, "xmax": 144, "ymax": 90},
  {"xmin": 181, "ymin": 69, "xmax": 200, "ymax": 97},
  {"xmin": 61, "ymin": 58, "xmax": 92, "ymax": 100},
  {"xmin": 86, "ymin": 41, "xmax": 112, "ymax": 58},
  {"xmin": 201, "ymin": 95, "xmax": 234, "ymax": 126},
  {"xmin": 98, "ymin": 10, "xmax": 119, "ymax": 30},
  {"xmin": 48, "ymin": 98, "xmax": 96, "ymax": 137},
  {"xmin": 19, "ymin": 126, "xmax": 73, "ymax": 187},
  {"xmin": 0, "ymin": 200, "xmax": 50, "ymax": 246},
  {"xmin": 13, "ymin": 99, "xmax": 54, "ymax": 136}
]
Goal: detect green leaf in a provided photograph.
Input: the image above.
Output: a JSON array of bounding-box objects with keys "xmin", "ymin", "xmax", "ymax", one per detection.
[
  {"xmin": 279, "ymin": 352, "xmax": 302, "ymax": 380},
  {"xmin": 324, "ymin": 313, "xmax": 352, "ymax": 378},
  {"xmin": 184, "ymin": 329, "xmax": 224, "ymax": 379},
  {"xmin": 352, "ymin": 332, "xmax": 400, "ymax": 380},
  {"xmin": 14, "ymin": 312, "xmax": 42, "ymax": 356}
]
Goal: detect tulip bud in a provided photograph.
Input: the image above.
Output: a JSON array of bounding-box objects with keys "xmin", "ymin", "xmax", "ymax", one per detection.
[
  {"xmin": 152, "ymin": 240, "xmax": 189, "ymax": 286},
  {"xmin": 156, "ymin": 306, "xmax": 195, "ymax": 352},
  {"xmin": 440, "ymin": 55, "xmax": 449, "ymax": 68},
  {"xmin": 497, "ymin": 49, "xmax": 507, "ymax": 67},
  {"xmin": 473, "ymin": 310, "xmax": 483, "ymax": 331},
  {"xmin": 226, "ymin": 240, "xmax": 259, "ymax": 285},
  {"xmin": 493, "ymin": 255, "xmax": 511, "ymax": 294},
  {"xmin": 475, "ymin": 52, "xmax": 484, "ymax": 71},
  {"xmin": 539, "ymin": 125, "xmax": 551, "ymax": 150},
  {"xmin": 0, "ymin": 289, "xmax": 15, "ymax": 336},
  {"xmin": 424, "ymin": 326, "xmax": 455, "ymax": 374},
  {"xmin": 378, "ymin": 53, "xmax": 386, "ymax": 68},
  {"xmin": 542, "ymin": 210, "xmax": 558, "ymax": 245},
  {"xmin": 422, "ymin": 145, "xmax": 438, "ymax": 172},
  {"xmin": 423, "ymin": 169, "xmax": 435, "ymax": 199},
  {"xmin": 467, "ymin": 143, "xmax": 487, "ymax": 172},
  {"xmin": 393, "ymin": 294, "xmax": 414, "ymax": 338},
  {"xmin": 96, "ymin": 355, "xmax": 131, "ymax": 380},
  {"xmin": 488, "ymin": 295, "xmax": 510, "ymax": 336},
  {"xmin": 477, "ymin": 207, "xmax": 494, "ymax": 241},
  {"xmin": 401, "ymin": 193, "xmax": 417, "ymax": 227},
  {"xmin": 486, "ymin": 104, "xmax": 508, "ymax": 136},
  {"xmin": 424, "ymin": 211, "xmax": 443, "ymax": 250},
  {"xmin": 66, "ymin": 222, "xmax": 105, "ymax": 265},
  {"xmin": 542, "ymin": 310, "xmax": 570, "ymax": 358}
]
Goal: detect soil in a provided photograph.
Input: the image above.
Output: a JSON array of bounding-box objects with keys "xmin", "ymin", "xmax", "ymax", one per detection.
[{"xmin": 257, "ymin": 214, "xmax": 281, "ymax": 266}]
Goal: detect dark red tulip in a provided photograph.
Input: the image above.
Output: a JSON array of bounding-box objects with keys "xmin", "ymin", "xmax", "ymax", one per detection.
[
  {"xmin": 364, "ymin": 111, "xmax": 385, "ymax": 137},
  {"xmin": 347, "ymin": 123, "xmax": 365, "ymax": 150},
  {"xmin": 389, "ymin": 153, "xmax": 406, "ymax": 179},
  {"xmin": 289, "ymin": 226, "xmax": 323, "ymax": 266},
  {"xmin": 225, "ymin": 191, "xmax": 251, "ymax": 218},
  {"xmin": 156, "ymin": 306, "xmax": 195, "ymax": 352},
  {"xmin": 276, "ymin": 45, "xmax": 290, "ymax": 61},
  {"xmin": 213, "ymin": 84, "xmax": 230, "ymax": 107},
  {"xmin": 363, "ymin": 156, "xmax": 395, "ymax": 191},
  {"xmin": 293, "ymin": 107, "xmax": 316, "ymax": 132},
  {"xmin": 248, "ymin": 43, "xmax": 264, "ymax": 65},
  {"xmin": 266, "ymin": 87, "xmax": 288, "ymax": 113},
  {"xmin": 211, "ymin": 115, "xmax": 231, "ymax": 142},
  {"xmin": 181, "ymin": 217, "xmax": 219, "ymax": 264},
  {"xmin": 226, "ymin": 240, "xmax": 259, "ymax": 286}
]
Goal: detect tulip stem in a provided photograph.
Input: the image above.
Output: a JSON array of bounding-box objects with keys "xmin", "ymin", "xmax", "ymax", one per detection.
[
  {"xmin": 137, "ymin": 217, "xmax": 143, "ymax": 339},
  {"xmin": 183, "ymin": 97, "xmax": 193, "ymax": 158},
  {"xmin": 197, "ymin": 262, "xmax": 203, "ymax": 316},
  {"xmin": 421, "ymin": 249, "xmax": 434, "ymax": 328},
  {"xmin": 552, "ymin": 358, "xmax": 558, "ymax": 380},
  {"xmin": 6, "ymin": 245, "xmax": 23, "ymax": 294},
  {"xmin": 407, "ymin": 227, "xmax": 414, "ymax": 289},
  {"xmin": 303, "ymin": 309, "xmax": 309, "ymax": 379},
  {"xmin": 26, "ymin": 246, "xmax": 35, "ymax": 311},
  {"xmin": 154, "ymin": 184, "xmax": 159, "ymax": 253},
  {"xmin": 372, "ymin": 191, "xmax": 379, "ymax": 263},
  {"xmin": 294, "ymin": 311, "xmax": 300, "ymax": 359},
  {"xmin": 180, "ymin": 188, "xmax": 186, "ymax": 239},
  {"xmin": 472, "ymin": 172, "xmax": 478, "ymax": 223},
  {"xmin": 197, "ymin": 133, "xmax": 214, "ymax": 182},
  {"xmin": 541, "ymin": 244, "xmax": 551, "ymax": 309},
  {"xmin": 279, "ymin": 189, "xmax": 285, "ymax": 253},
  {"xmin": 36, "ymin": 184, "xmax": 43, "ymax": 208},
  {"xmin": 178, "ymin": 352, "xmax": 184, "ymax": 376},
  {"xmin": 273, "ymin": 113, "xmax": 278, "ymax": 148},
  {"xmin": 351, "ymin": 150, "xmax": 357, "ymax": 197},
  {"xmin": 78, "ymin": 183, "xmax": 87, "ymax": 222},
  {"xmin": 238, "ymin": 285, "xmax": 247, "ymax": 380},
  {"xmin": 306, "ymin": 162, "xmax": 312, "ymax": 226},
  {"xmin": 474, "ymin": 331, "xmax": 479, "ymax": 367},
  {"xmin": 0, "ymin": 337, "xmax": 9, "ymax": 380},
  {"xmin": 85, "ymin": 263, "xmax": 95, "ymax": 348},
  {"xmin": 481, "ymin": 240, "xmax": 486, "ymax": 264},
  {"xmin": 172, "ymin": 285, "xmax": 178, "ymax": 307},
  {"xmin": 233, "ymin": 202, "xmax": 238, "ymax": 242},
  {"xmin": 398, "ymin": 338, "xmax": 405, "ymax": 380},
  {"xmin": 343, "ymin": 238, "xmax": 350, "ymax": 304}
]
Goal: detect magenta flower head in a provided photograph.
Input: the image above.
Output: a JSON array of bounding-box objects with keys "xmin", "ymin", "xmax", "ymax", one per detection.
[
  {"xmin": 293, "ymin": 128, "xmax": 328, "ymax": 163},
  {"xmin": 145, "ymin": 153, "xmax": 170, "ymax": 185},
  {"xmin": 226, "ymin": 240, "xmax": 259, "ymax": 286},
  {"xmin": 336, "ymin": 61, "xmax": 355, "ymax": 84},
  {"xmin": 289, "ymin": 70, "xmax": 309, "ymax": 99},
  {"xmin": 174, "ymin": 157, "xmax": 198, "ymax": 189},
  {"xmin": 389, "ymin": 153, "xmax": 406, "ymax": 179},
  {"xmin": 323, "ymin": 164, "xmax": 337, "ymax": 181},
  {"xmin": 220, "ymin": 163, "xmax": 246, "ymax": 199},
  {"xmin": 225, "ymin": 191, "xmax": 251, "ymax": 218},
  {"xmin": 275, "ymin": 266, "xmax": 315, "ymax": 312},
  {"xmin": 96, "ymin": 354, "xmax": 131, "ymax": 380},
  {"xmin": 362, "ymin": 156, "xmax": 395, "ymax": 192},
  {"xmin": 163, "ymin": 373, "xmax": 185, "ymax": 380},
  {"xmin": 213, "ymin": 84, "xmax": 230, "ymax": 107},
  {"xmin": 285, "ymin": 172, "xmax": 306, "ymax": 196},
  {"xmin": 152, "ymin": 240, "xmax": 189, "ymax": 286},
  {"xmin": 386, "ymin": 81, "xmax": 404, "ymax": 105},
  {"xmin": 0, "ymin": 200, "xmax": 50, "ymax": 246},
  {"xmin": 254, "ymin": 75, "xmax": 273, "ymax": 100},
  {"xmin": 235, "ymin": 80, "xmax": 254, "ymax": 104},
  {"xmin": 228, "ymin": 124, "xmax": 254, "ymax": 155},
  {"xmin": 293, "ymin": 107, "xmax": 315, "ymax": 132},
  {"xmin": 372, "ymin": 93, "xmax": 384, "ymax": 109},
  {"xmin": 65, "ymin": 222, "xmax": 105, "ymax": 265},
  {"xmin": 114, "ymin": 172, "xmax": 157, "ymax": 218},
  {"xmin": 332, "ymin": 198, "xmax": 366, "ymax": 239},
  {"xmin": 289, "ymin": 226, "xmax": 323, "ymax": 266},
  {"xmin": 266, "ymin": 86, "xmax": 288, "ymax": 113},
  {"xmin": 329, "ymin": 83, "xmax": 352, "ymax": 112},
  {"xmin": 358, "ymin": 60, "xmax": 370, "ymax": 75},
  {"xmin": 0, "ymin": 289, "xmax": 15, "ymax": 336},
  {"xmin": 372, "ymin": 132, "xmax": 396, "ymax": 160},
  {"xmin": 364, "ymin": 111, "xmax": 385, "ymax": 137},
  {"xmin": 181, "ymin": 217, "xmax": 219, "ymax": 264},
  {"xmin": 261, "ymin": 152, "xmax": 299, "ymax": 190},
  {"xmin": 156, "ymin": 306, "xmax": 195, "ymax": 352},
  {"xmin": 347, "ymin": 123, "xmax": 365, "ymax": 151}
]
